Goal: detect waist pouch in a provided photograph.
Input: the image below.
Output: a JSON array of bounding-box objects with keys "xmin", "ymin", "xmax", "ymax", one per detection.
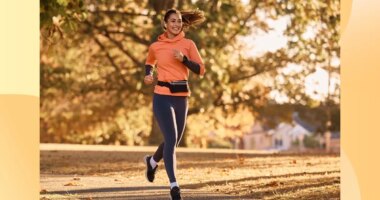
[{"xmin": 157, "ymin": 80, "xmax": 189, "ymax": 93}]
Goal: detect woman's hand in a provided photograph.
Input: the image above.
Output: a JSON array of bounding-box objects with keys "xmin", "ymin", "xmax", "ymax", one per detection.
[
  {"xmin": 144, "ymin": 75, "xmax": 154, "ymax": 85},
  {"xmin": 173, "ymin": 49, "xmax": 184, "ymax": 62}
]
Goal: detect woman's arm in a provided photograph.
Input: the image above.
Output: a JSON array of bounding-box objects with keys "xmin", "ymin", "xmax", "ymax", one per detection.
[
  {"xmin": 182, "ymin": 55, "xmax": 201, "ymax": 74},
  {"xmin": 144, "ymin": 45, "xmax": 156, "ymax": 85},
  {"xmin": 187, "ymin": 40, "xmax": 205, "ymax": 76},
  {"xmin": 145, "ymin": 65, "xmax": 153, "ymax": 76}
]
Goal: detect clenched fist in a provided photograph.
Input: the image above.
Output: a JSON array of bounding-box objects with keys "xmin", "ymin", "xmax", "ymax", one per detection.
[
  {"xmin": 173, "ymin": 49, "xmax": 184, "ymax": 62},
  {"xmin": 144, "ymin": 75, "xmax": 154, "ymax": 85}
]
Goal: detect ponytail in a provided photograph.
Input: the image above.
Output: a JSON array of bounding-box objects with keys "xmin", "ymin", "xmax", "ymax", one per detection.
[
  {"xmin": 181, "ymin": 10, "xmax": 205, "ymax": 29},
  {"xmin": 163, "ymin": 9, "xmax": 205, "ymax": 30}
]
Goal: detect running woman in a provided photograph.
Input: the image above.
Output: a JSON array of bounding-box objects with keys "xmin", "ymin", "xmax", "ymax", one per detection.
[{"xmin": 143, "ymin": 8, "xmax": 205, "ymax": 200}]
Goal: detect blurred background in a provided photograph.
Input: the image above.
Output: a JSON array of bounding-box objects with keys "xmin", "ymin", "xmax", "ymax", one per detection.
[{"xmin": 40, "ymin": 0, "xmax": 340, "ymax": 152}]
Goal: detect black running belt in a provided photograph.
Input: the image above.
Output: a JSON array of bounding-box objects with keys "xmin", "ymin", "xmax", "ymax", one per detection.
[
  {"xmin": 157, "ymin": 81, "xmax": 171, "ymax": 87},
  {"xmin": 157, "ymin": 80, "xmax": 187, "ymax": 87}
]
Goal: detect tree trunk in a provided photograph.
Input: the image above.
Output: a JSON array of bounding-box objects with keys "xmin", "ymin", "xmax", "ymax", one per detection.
[
  {"xmin": 179, "ymin": 127, "xmax": 188, "ymax": 147},
  {"xmin": 149, "ymin": 0, "xmax": 175, "ymax": 13}
]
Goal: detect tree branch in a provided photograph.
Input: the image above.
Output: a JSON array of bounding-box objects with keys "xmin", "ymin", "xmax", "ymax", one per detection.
[
  {"xmin": 89, "ymin": 10, "xmax": 149, "ymax": 17},
  {"xmin": 102, "ymin": 32, "xmax": 144, "ymax": 67},
  {"xmin": 106, "ymin": 30, "xmax": 150, "ymax": 45},
  {"xmin": 216, "ymin": 5, "xmax": 258, "ymax": 53},
  {"xmin": 83, "ymin": 20, "xmax": 150, "ymax": 46},
  {"xmin": 93, "ymin": 36, "xmax": 128, "ymax": 85},
  {"xmin": 229, "ymin": 67, "xmax": 279, "ymax": 83},
  {"xmin": 84, "ymin": 20, "xmax": 144, "ymax": 67}
]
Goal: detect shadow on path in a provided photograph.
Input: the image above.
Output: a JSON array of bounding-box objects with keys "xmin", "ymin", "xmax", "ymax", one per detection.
[
  {"xmin": 182, "ymin": 170, "xmax": 340, "ymax": 189},
  {"xmin": 44, "ymin": 186, "xmax": 240, "ymax": 200},
  {"xmin": 46, "ymin": 186, "xmax": 167, "ymax": 194}
]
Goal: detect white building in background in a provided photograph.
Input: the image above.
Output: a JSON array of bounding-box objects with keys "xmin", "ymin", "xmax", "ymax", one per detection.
[
  {"xmin": 243, "ymin": 121, "xmax": 273, "ymax": 150},
  {"xmin": 243, "ymin": 112, "xmax": 316, "ymax": 151},
  {"xmin": 273, "ymin": 112, "xmax": 315, "ymax": 151},
  {"xmin": 325, "ymin": 130, "xmax": 341, "ymax": 153},
  {"xmin": 272, "ymin": 122, "xmax": 293, "ymax": 150}
]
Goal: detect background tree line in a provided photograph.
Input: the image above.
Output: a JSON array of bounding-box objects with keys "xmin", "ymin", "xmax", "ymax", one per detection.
[{"xmin": 40, "ymin": 0, "xmax": 340, "ymax": 147}]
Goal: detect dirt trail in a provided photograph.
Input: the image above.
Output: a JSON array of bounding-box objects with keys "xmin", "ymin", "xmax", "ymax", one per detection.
[{"xmin": 40, "ymin": 144, "xmax": 340, "ymax": 200}]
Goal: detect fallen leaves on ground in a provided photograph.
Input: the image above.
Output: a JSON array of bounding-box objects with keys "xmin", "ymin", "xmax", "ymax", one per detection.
[
  {"xmin": 64, "ymin": 182, "xmax": 82, "ymax": 186},
  {"xmin": 40, "ymin": 189, "xmax": 48, "ymax": 194},
  {"xmin": 41, "ymin": 150, "xmax": 340, "ymax": 199}
]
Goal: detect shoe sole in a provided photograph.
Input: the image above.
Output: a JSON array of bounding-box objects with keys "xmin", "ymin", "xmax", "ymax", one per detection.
[
  {"xmin": 143, "ymin": 155, "xmax": 151, "ymax": 182},
  {"xmin": 170, "ymin": 195, "xmax": 183, "ymax": 200},
  {"xmin": 170, "ymin": 187, "xmax": 182, "ymax": 200}
]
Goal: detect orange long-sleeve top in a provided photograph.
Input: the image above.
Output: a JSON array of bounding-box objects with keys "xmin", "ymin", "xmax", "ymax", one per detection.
[{"xmin": 145, "ymin": 31, "xmax": 205, "ymax": 96}]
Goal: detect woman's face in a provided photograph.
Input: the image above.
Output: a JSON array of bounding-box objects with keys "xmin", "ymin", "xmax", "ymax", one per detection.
[{"xmin": 166, "ymin": 13, "xmax": 182, "ymax": 36}]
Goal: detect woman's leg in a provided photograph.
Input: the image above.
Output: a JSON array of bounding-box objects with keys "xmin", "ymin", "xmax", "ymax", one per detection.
[
  {"xmin": 153, "ymin": 94, "xmax": 179, "ymax": 183},
  {"xmin": 173, "ymin": 96, "xmax": 188, "ymax": 147},
  {"xmin": 152, "ymin": 96, "xmax": 187, "ymax": 162},
  {"xmin": 152, "ymin": 142, "xmax": 164, "ymax": 162}
]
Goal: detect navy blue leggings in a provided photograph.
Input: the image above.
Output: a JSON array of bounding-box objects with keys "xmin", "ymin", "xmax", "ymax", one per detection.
[{"xmin": 152, "ymin": 94, "xmax": 188, "ymax": 183}]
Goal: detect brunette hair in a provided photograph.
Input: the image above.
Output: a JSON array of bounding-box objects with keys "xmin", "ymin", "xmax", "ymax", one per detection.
[{"xmin": 162, "ymin": 9, "xmax": 205, "ymax": 30}]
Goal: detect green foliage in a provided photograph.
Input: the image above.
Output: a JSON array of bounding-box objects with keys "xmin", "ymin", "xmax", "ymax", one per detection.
[
  {"xmin": 256, "ymin": 103, "xmax": 340, "ymax": 133},
  {"xmin": 303, "ymin": 135, "xmax": 321, "ymax": 149},
  {"xmin": 292, "ymin": 138, "xmax": 300, "ymax": 147},
  {"xmin": 207, "ymin": 138, "xmax": 233, "ymax": 149},
  {"xmin": 40, "ymin": 0, "xmax": 86, "ymax": 38}
]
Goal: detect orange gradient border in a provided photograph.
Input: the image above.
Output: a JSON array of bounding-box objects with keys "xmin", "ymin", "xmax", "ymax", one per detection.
[{"xmin": 1, "ymin": 0, "xmax": 380, "ymax": 199}]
